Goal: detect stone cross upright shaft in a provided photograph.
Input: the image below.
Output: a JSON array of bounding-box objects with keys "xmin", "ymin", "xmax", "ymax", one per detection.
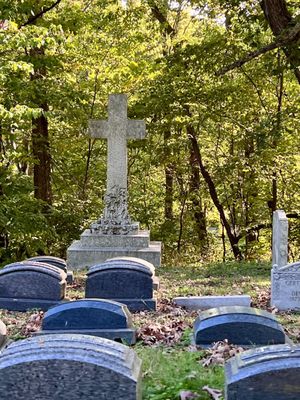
[
  {"xmin": 88, "ymin": 94, "xmax": 146, "ymax": 235},
  {"xmin": 89, "ymin": 94, "xmax": 146, "ymax": 193}
]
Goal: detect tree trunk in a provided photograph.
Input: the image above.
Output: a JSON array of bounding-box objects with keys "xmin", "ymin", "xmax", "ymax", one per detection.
[
  {"xmin": 261, "ymin": 0, "xmax": 300, "ymax": 83},
  {"xmin": 164, "ymin": 130, "xmax": 174, "ymax": 220},
  {"xmin": 189, "ymin": 145, "xmax": 208, "ymax": 253},
  {"xmin": 187, "ymin": 124, "xmax": 243, "ymax": 260},
  {"xmin": 30, "ymin": 47, "xmax": 52, "ymax": 206}
]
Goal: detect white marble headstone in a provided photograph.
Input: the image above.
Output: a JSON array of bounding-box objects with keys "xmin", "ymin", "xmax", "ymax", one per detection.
[
  {"xmin": 271, "ymin": 262, "xmax": 300, "ymax": 310},
  {"xmin": 272, "ymin": 210, "xmax": 288, "ymax": 268}
]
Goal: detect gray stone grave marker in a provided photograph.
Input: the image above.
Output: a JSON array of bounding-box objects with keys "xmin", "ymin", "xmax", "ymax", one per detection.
[
  {"xmin": 0, "ymin": 261, "xmax": 67, "ymax": 311},
  {"xmin": 37, "ymin": 299, "xmax": 136, "ymax": 344},
  {"xmin": 271, "ymin": 261, "xmax": 300, "ymax": 310},
  {"xmin": 272, "ymin": 210, "xmax": 288, "ymax": 268},
  {"xmin": 85, "ymin": 258, "xmax": 156, "ymax": 311},
  {"xmin": 173, "ymin": 295, "xmax": 251, "ymax": 310},
  {"xmin": 225, "ymin": 344, "xmax": 300, "ymax": 399},
  {"xmin": 67, "ymin": 94, "xmax": 161, "ymax": 268},
  {"xmin": 193, "ymin": 306, "xmax": 287, "ymax": 347},
  {"xmin": 0, "ymin": 334, "xmax": 142, "ymax": 399}
]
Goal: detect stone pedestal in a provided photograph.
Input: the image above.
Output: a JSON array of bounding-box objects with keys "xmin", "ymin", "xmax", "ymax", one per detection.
[{"xmin": 67, "ymin": 229, "xmax": 161, "ymax": 269}]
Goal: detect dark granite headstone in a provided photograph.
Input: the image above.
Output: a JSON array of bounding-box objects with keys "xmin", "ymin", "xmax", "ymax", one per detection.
[
  {"xmin": 0, "ymin": 320, "xmax": 7, "ymax": 349},
  {"xmin": 193, "ymin": 306, "xmax": 286, "ymax": 347},
  {"xmin": 37, "ymin": 299, "xmax": 136, "ymax": 344},
  {"xmin": 107, "ymin": 257, "xmax": 159, "ymax": 290},
  {"xmin": 0, "ymin": 261, "xmax": 67, "ymax": 311},
  {"xmin": 85, "ymin": 258, "xmax": 156, "ymax": 311},
  {"xmin": 225, "ymin": 344, "xmax": 300, "ymax": 399},
  {"xmin": 27, "ymin": 256, "xmax": 74, "ymax": 284},
  {"xmin": 0, "ymin": 334, "xmax": 142, "ymax": 399}
]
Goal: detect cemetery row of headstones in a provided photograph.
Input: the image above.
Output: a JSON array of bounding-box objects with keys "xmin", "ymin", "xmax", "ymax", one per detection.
[{"xmin": 0, "ymin": 256, "xmax": 158, "ymax": 312}]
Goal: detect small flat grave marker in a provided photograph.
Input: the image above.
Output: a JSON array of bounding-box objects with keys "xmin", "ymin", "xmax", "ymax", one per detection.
[
  {"xmin": 27, "ymin": 256, "xmax": 74, "ymax": 284},
  {"xmin": 37, "ymin": 299, "xmax": 136, "ymax": 344},
  {"xmin": 193, "ymin": 306, "xmax": 287, "ymax": 347},
  {"xmin": 0, "ymin": 320, "xmax": 7, "ymax": 349},
  {"xmin": 174, "ymin": 295, "xmax": 251, "ymax": 310},
  {"xmin": 271, "ymin": 261, "xmax": 300, "ymax": 310},
  {"xmin": 0, "ymin": 261, "xmax": 67, "ymax": 311},
  {"xmin": 85, "ymin": 258, "xmax": 156, "ymax": 311},
  {"xmin": 0, "ymin": 334, "xmax": 142, "ymax": 399},
  {"xmin": 225, "ymin": 344, "xmax": 300, "ymax": 399}
]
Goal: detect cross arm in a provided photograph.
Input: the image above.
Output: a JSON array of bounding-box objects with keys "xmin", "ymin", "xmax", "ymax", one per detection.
[
  {"xmin": 88, "ymin": 120, "xmax": 109, "ymax": 138},
  {"xmin": 126, "ymin": 120, "xmax": 146, "ymax": 139}
]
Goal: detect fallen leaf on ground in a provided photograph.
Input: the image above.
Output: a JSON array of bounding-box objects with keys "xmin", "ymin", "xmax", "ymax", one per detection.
[
  {"xmin": 179, "ymin": 390, "xmax": 199, "ymax": 399},
  {"xmin": 202, "ymin": 340, "xmax": 244, "ymax": 366},
  {"xmin": 202, "ymin": 385, "xmax": 223, "ymax": 399}
]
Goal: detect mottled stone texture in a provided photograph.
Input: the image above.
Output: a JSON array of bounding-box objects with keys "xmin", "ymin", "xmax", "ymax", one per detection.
[
  {"xmin": 272, "ymin": 210, "xmax": 288, "ymax": 268},
  {"xmin": 67, "ymin": 94, "xmax": 162, "ymax": 268},
  {"xmin": 0, "ymin": 262, "xmax": 66, "ymax": 311},
  {"xmin": 39, "ymin": 299, "xmax": 136, "ymax": 344},
  {"xmin": 225, "ymin": 344, "xmax": 300, "ymax": 399},
  {"xmin": 271, "ymin": 261, "xmax": 300, "ymax": 310},
  {"xmin": 0, "ymin": 320, "xmax": 7, "ymax": 349},
  {"xmin": 85, "ymin": 258, "xmax": 156, "ymax": 311},
  {"xmin": 194, "ymin": 306, "xmax": 286, "ymax": 347},
  {"xmin": 0, "ymin": 334, "xmax": 142, "ymax": 400},
  {"xmin": 174, "ymin": 295, "xmax": 251, "ymax": 310},
  {"xmin": 26, "ymin": 256, "xmax": 73, "ymax": 283}
]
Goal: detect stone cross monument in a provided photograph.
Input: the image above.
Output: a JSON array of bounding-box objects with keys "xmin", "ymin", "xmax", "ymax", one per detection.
[
  {"xmin": 67, "ymin": 94, "xmax": 161, "ymax": 269},
  {"xmin": 89, "ymin": 95, "xmax": 145, "ymax": 235}
]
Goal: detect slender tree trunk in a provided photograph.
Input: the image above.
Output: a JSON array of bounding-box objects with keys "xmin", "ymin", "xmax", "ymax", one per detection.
[
  {"xmin": 187, "ymin": 124, "xmax": 243, "ymax": 260},
  {"xmin": 30, "ymin": 47, "xmax": 52, "ymax": 206},
  {"xmin": 164, "ymin": 130, "xmax": 174, "ymax": 220},
  {"xmin": 189, "ymin": 145, "xmax": 208, "ymax": 253}
]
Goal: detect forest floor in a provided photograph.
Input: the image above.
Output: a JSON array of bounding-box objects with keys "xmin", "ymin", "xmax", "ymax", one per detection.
[{"xmin": 1, "ymin": 261, "xmax": 300, "ymax": 399}]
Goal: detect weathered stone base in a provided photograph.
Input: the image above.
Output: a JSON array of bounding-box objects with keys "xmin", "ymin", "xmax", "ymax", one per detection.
[
  {"xmin": 34, "ymin": 328, "xmax": 136, "ymax": 344},
  {"xmin": 67, "ymin": 271, "xmax": 74, "ymax": 284},
  {"xmin": 67, "ymin": 229, "xmax": 162, "ymax": 269},
  {"xmin": 0, "ymin": 298, "xmax": 66, "ymax": 312},
  {"xmin": 106, "ymin": 298, "xmax": 156, "ymax": 312}
]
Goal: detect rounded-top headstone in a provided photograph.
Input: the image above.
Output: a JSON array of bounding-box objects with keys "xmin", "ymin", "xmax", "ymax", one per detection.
[
  {"xmin": 86, "ymin": 259, "xmax": 154, "ymax": 300},
  {"xmin": 27, "ymin": 256, "xmax": 68, "ymax": 273},
  {"xmin": 0, "ymin": 261, "xmax": 66, "ymax": 300},
  {"xmin": 42, "ymin": 299, "xmax": 133, "ymax": 330},
  {"xmin": 194, "ymin": 306, "xmax": 286, "ymax": 347},
  {"xmin": 0, "ymin": 334, "xmax": 142, "ymax": 400},
  {"xmin": 226, "ymin": 344, "xmax": 300, "ymax": 399},
  {"xmin": 106, "ymin": 257, "xmax": 155, "ymax": 275},
  {"xmin": 0, "ymin": 320, "xmax": 7, "ymax": 349}
]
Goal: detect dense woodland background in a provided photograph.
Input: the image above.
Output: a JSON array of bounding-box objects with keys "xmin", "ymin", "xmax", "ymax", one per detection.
[{"xmin": 0, "ymin": 0, "xmax": 299, "ymax": 265}]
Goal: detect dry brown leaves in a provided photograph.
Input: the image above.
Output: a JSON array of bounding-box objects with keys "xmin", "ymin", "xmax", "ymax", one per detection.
[
  {"xmin": 251, "ymin": 287, "xmax": 271, "ymax": 310},
  {"xmin": 202, "ymin": 340, "xmax": 244, "ymax": 367},
  {"xmin": 179, "ymin": 390, "xmax": 199, "ymax": 399},
  {"xmin": 135, "ymin": 299, "xmax": 194, "ymax": 346},
  {"xmin": 21, "ymin": 311, "xmax": 44, "ymax": 336}
]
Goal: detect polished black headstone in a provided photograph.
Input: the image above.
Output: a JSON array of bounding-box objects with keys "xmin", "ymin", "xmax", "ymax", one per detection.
[
  {"xmin": 193, "ymin": 306, "xmax": 286, "ymax": 347},
  {"xmin": 85, "ymin": 258, "xmax": 156, "ymax": 311},
  {"xmin": 225, "ymin": 344, "xmax": 300, "ymax": 399},
  {"xmin": 0, "ymin": 320, "xmax": 7, "ymax": 349},
  {"xmin": 38, "ymin": 299, "xmax": 136, "ymax": 344},
  {"xmin": 0, "ymin": 261, "xmax": 67, "ymax": 311},
  {"xmin": 26, "ymin": 256, "xmax": 74, "ymax": 284},
  {"xmin": 0, "ymin": 334, "xmax": 142, "ymax": 399}
]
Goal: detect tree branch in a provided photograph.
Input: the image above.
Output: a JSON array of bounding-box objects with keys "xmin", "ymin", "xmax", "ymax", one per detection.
[
  {"xmin": 216, "ymin": 22, "xmax": 300, "ymax": 76},
  {"xmin": 147, "ymin": 1, "xmax": 176, "ymax": 37},
  {"xmin": 20, "ymin": 0, "xmax": 62, "ymax": 27}
]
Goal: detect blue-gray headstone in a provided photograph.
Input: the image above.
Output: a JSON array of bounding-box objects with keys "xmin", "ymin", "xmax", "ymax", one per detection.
[
  {"xmin": 27, "ymin": 256, "xmax": 67, "ymax": 273},
  {"xmin": 193, "ymin": 306, "xmax": 286, "ymax": 347},
  {"xmin": 85, "ymin": 259, "xmax": 155, "ymax": 311},
  {"xmin": 0, "ymin": 320, "xmax": 6, "ymax": 349},
  {"xmin": 225, "ymin": 344, "xmax": 300, "ymax": 399},
  {"xmin": 0, "ymin": 334, "xmax": 142, "ymax": 399},
  {"xmin": 0, "ymin": 262, "xmax": 66, "ymax": 311}
]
